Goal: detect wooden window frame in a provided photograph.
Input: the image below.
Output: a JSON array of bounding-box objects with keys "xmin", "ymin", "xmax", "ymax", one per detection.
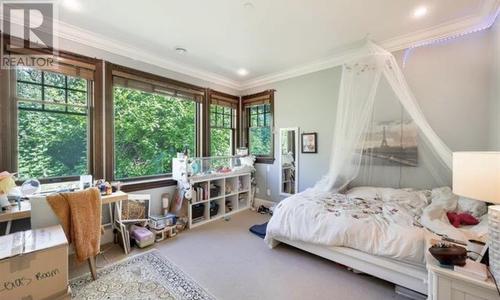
[
  {"xmin": 104, "ymin": 63, "xmax": 205, "ymax": 191},
  {"xmin": 241, "ymin": 90, "xmax": 275, "ymax": 164},
  {"xmin": 0, "ymin": 34, "xmax": 104, "ymax": 184},
  {"xmin": 206, "ymin": 89, "xmax": 239, "ymax": 157}
]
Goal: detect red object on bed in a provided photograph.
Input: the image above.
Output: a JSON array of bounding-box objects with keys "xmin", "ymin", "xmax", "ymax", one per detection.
[{"xmin": 447, "ymin": 212, "xmax": 479, "ymax": 228}]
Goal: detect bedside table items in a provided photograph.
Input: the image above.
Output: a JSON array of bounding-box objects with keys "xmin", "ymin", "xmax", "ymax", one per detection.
[
  {"xmin": 467, "ymin": 239, "xmax": 488, "ymax": 261},
  {"xmin": 429, "ymin": 242, "xmax": 467, "ymax": 266},
  {"xmin": 454, "ymin": 259, "xmax": 488, "ymax": 281},
  {"xmin": 452, "ymin": 152, "xmax": 500, "ymax": 281}
]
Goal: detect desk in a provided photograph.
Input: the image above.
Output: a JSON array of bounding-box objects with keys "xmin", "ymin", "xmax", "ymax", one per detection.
[
  {"xmin": 0, "ymin": 201, "xmax": 31, "ymax": 234},
  {"xmin": 0, "ymin": 191, "xmax": 129, "ymax": 235}
]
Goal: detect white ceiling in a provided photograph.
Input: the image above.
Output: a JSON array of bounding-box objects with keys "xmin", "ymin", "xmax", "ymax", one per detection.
[{"xmin": 55, "ymin": 0, "xmax": 498, "ymax": 90}]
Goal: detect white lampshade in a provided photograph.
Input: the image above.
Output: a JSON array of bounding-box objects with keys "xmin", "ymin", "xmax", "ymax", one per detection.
[{"xmin": 452, "ymin": 152, "xmax": 500, "ymax": 204}]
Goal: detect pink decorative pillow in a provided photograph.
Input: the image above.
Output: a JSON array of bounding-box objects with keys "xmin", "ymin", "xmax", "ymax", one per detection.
[{"xmin": 447, "ymin": 212, "xmax": 479, "ymax": 228}]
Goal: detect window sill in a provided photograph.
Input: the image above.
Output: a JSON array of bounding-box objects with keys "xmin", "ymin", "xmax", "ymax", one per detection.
[
  {"xmin": 120, "ymin": 177, "xmax": 177, "ymax": 192},
  {"xmin": 255, "ymin": 157, "xmax": 275, "ymax": 164}
]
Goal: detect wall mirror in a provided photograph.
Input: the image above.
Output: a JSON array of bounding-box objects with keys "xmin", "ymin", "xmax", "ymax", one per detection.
[{"xmin": 279, "ymin": 127, "xmax": 299, "ymax": 196}]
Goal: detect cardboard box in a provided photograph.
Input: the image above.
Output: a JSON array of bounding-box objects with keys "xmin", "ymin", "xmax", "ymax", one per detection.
[{"xmin": 0, "ymin": 225, "xmax": 69, "ymax": 300}]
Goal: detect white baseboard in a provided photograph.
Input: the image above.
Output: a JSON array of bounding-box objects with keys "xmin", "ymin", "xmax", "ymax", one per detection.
[{"xmin": 253, "ymin": 197, "xmax": 276, "ymax": 209}]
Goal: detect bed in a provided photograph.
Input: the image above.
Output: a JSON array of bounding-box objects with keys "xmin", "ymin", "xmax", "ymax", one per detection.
[{"xmin": 265, "ymin": 186, "xmax": 488, "ymax": 295}]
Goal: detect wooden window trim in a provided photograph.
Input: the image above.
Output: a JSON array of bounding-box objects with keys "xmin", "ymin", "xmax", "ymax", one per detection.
[
  {"xmin": 104, "ymin": 62, "xmax": 205, "ymax": 190},
  {"xmin": 206, "ymin": 89, "xmax": 239, "ymax": 156},
  {"xmin": 0, "ymin": 33, "xmax": 104, "ymax": 182},
  {"xmin": 242, "ymin": 90, "xmax": 275, "ymax": 164}
]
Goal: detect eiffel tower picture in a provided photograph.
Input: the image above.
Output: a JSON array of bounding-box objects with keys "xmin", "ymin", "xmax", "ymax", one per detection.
[{"xmin": 361, "ymin": 121, "xmax": 418, "ymax": 167}]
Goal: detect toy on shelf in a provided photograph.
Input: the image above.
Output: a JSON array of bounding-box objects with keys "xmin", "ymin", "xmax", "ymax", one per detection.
[
  {"xmin": 0, "ymin": 171, "xmax": 16, "ymax": 209},
  {"xmin": 173, "ymin": 155, "xmax": 255, "ymax": 181}
]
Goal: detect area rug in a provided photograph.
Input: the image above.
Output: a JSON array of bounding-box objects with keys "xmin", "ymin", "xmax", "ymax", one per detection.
[{"xmin": 70, "ymin": 249, "xmax": 216, "ymax": 300}]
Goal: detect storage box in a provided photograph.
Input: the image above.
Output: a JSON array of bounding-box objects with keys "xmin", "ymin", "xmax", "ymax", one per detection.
[
  {"xmin": 130, "ymin": 227, "xmax": 155, "ymax": 248},
  {"xmin": 149, "ymin": 214, "xmax": 177, "ymax": 230},
  {"xmin": 0, "ymin": 225, "xmax": 69, "ymax": 300},
  {"xmin": 192, "ymin": 203, "xmax": 205, "ymax": 219}
]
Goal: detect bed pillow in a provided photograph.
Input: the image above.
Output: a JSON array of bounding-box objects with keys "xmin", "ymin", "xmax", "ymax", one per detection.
[
  {"xmin": 430, "ymin": 186, "xmax": 458, "ymax": 211},
  {"xmin": 456, "ymin": 196, "xmax": 487, "ymax": 218}
]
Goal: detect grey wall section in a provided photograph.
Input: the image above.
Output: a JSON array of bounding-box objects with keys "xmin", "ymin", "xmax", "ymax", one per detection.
[
  {"xmin": 394, "ymin": 30, "xmax": 494, "ymax": 152},
  {"xmin": 245, "ymin": 25, "xmax": 498, "ymax": 202},
  {"xmin": 250, "ymin": 68, "xmax": 342, "ymax": 201},
  {"xmin": 129, "ymin": 186, "xmax": 177, "ymax": 216}
]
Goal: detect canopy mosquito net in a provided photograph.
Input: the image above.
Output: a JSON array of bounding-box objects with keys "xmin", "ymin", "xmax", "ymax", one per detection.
[{"xmin": 315, "ymin": 41, "xmax": 452, "ymax": 192}]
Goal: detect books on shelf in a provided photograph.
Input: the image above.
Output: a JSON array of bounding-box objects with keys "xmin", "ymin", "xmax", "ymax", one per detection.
[{"xmin": 192, "ymin": 183, "xmax": 209, "ymax": 203}]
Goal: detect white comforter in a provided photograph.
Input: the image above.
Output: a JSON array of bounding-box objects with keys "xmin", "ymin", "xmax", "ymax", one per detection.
[
  {"xmin": 265, "ymin": 186, "xmax": 489, "ymax": 265},
  {"xmin": 265, "ymin": 188, "xmax": 430, "ymax": 264}
]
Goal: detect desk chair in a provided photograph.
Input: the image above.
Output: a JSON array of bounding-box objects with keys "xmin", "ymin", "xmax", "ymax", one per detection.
[{"xmin": 30, "ymin": 195, "xmax": 99, "ymax": 280}]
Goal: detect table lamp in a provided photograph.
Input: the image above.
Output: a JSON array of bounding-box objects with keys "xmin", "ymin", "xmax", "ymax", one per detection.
[{"xmin": 452, "ymin": 152, "xmax": 500, "ymax": 279}]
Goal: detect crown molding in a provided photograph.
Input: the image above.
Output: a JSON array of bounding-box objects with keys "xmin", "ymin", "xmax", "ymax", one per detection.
[
  {"xmin": 2, "ymin": 0, "xmax": 498, "ymax": 92},
  {"xmin": 0, "ymin": 14, "xmax": 242, "ymax": 91},
  {"xmin": 54, "ymin": 21, "xmax": 242, "ymax": 91},
  {"xmin": 239, "ymin": 0, "xmax": 500, "ymax": 91}
]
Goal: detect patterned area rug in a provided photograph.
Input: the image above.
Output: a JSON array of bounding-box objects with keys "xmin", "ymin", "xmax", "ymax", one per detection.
[{"xmin": 70, "ymin": 249, "xmax": 216, "ymax": 300}]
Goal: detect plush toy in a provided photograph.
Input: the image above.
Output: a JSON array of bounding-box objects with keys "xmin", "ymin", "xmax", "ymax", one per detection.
[
  {"xmin": 0, "ymin": 171, "xmax": 16, "ymax": 209},
  {"xmin": 447, "ymin": 212, "xmax": 479, "ymax": 228}
]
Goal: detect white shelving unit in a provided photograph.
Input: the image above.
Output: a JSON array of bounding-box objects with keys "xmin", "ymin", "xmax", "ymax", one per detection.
[{"xmin": 187, "ymin": 172, "xmax": 252, "ymax": 228}]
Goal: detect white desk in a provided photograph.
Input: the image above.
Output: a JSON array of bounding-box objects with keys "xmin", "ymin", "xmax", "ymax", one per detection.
[{"xmin": 0, "ymin": 191, "xmax": 128, "ymax": 235}]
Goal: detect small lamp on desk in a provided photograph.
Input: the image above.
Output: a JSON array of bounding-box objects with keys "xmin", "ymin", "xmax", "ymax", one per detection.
[{"xmin": 453, "ymin": 152, "xmax": 500, "ymax": 279}]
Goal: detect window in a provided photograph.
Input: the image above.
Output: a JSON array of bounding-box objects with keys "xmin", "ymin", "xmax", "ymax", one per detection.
[
  {"xmin": 210, "ymin": 103, "xmax": 236, "ymax": 156},
  {"xmin": 242, "ymin": 90, "xmax": 275, "ymax": 163},
  {"xmin": 15, "ymin": 68, "xmax": 90, "ymax": 180},
  {"xmin": 109, "ymin": 65, "xmax": 204, "ymax": 182},
  {"xmin": 113, "ymin": 86, "xmax": 197, "ymax": 179},
  {"xmin": 247, "ymin": 104, "xmax": 272, "ymax": 156}
]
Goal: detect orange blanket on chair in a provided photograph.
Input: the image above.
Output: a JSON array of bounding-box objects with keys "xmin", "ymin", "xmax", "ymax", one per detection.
[{"xmin": 47, "ymin": 188, "xmax": 102, "ymax": 262}]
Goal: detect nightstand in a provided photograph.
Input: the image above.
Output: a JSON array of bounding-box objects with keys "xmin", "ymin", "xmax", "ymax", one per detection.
[{"xmin": 427, "ymin": 257, "xmax": 500, "ymax": 300}]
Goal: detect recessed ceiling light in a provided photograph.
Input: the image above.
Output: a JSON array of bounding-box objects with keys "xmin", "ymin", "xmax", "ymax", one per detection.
[
  {"xmin": 237, "ymin": 68, "xmax": 249, "ymax": 76},
  {"xmin": 175, "ymin": 47, "xmax": 187, "ymax": 55},
  {"xmin": 62, "ymin": 0, "xmax": 82, "ymax": 11},
  {"xmin": 413, "ymin": 6, "xmax": 428, "ymax": 18},
  {"xmin": 243, "ymin": 2, "xmax": 254, "ymax": 9}
]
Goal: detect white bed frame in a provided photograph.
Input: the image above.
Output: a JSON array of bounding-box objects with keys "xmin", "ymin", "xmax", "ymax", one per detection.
[{"xmin": 275, "ymin": 237, "xmax": 429, "ymax": 296}]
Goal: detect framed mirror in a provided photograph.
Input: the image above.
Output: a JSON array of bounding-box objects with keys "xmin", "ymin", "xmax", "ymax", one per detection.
[{"xmin": 279, "ymin": 127, "xmax": 299, "ymax": 196}]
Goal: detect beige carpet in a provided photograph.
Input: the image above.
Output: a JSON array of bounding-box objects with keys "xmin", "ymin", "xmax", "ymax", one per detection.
[{"xmin": 70, "ymin": 210, "xmax": 410, "ymax": 300}]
